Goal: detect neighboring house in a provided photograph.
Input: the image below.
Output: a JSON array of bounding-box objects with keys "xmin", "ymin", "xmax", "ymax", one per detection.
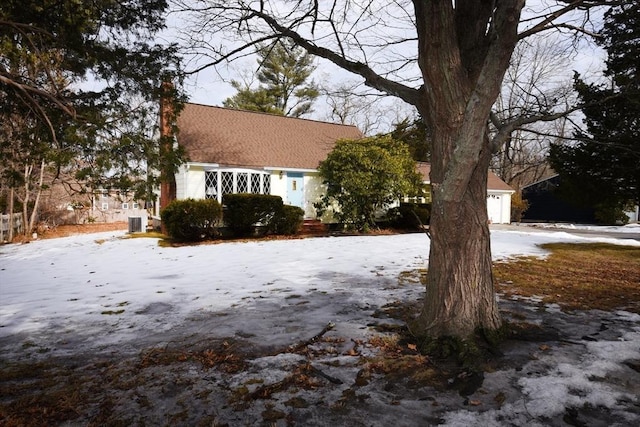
[
  {"xmin": 415, "ymin": 163, "xmax": 514, "ymax": 224},
  {"xmin": 164, "ymin": 103, "xmax": 514, "ymax": 224},
  {"xmin": 87, "ymin": 189, "xmax": 147, "ymax": 223},
  {"xmin": 522, "ymin": 174, "xmax": 639, "ymax": 223},
  {"xmin": 521, "ymin": 175, "xmax": 597, "ymax": 223},
  {"xmin": 41, "ymin": 186, "xmax": 147, "ymax": 225},
  {"xmin": 166, "ymin": 103, "xmax": 363, "ymax": 219}
]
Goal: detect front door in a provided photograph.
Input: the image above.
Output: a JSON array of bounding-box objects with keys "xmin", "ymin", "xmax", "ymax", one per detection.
[{"xmin": 286, "ymin": 172, "xmax": 304, "ymax": 209}]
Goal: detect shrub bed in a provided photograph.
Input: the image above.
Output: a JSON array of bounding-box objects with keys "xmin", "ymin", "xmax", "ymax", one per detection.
[
  {"xmin": 223, "ymin": 194, "xmax": 284, "ymax": 237},
  {"xmin": 389, "ymin": 202, "xmax": 431, "ymax": 230},
  {"xmin": 161, "ymin": 198, "xmax": 222, "ymax": 242},
  {"xmin": 273, "ymin": 205, "xmax": 305, "ymax": 235}
]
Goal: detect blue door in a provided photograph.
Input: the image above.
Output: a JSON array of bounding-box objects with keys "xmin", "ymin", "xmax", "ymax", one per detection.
[{"xmin": 286, "ymin": 172, "xmax": 304, "ymax": 209}]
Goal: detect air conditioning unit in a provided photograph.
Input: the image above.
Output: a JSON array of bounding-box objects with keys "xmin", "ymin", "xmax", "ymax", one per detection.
[{"xmin": 128, "ymin": 216, "xmax": 143, "ymax": 233}]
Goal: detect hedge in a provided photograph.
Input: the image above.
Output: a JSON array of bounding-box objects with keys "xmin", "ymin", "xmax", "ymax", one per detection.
[
  {"xmin": 223, "ymin": 193, "xmax": 284, "ymax": 237},
  {"xmin": 274, "ymin": 204, "xmax": 305, "ymax": 235},
  {"xmin": 161, "ymin": 198, "xmax": 222, "ymax": 241}
]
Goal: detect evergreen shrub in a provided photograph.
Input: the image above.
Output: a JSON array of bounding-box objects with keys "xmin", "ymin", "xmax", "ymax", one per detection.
[
  {"xmin": 389, "ymin": 202, "xmax": 431, "ymax": 230},
  {"xmin": 273, "ymin": 204, "xmax": 305, "ymax": 235},
  {"xmin": 223, "ymin": 193, "xmax": 283, "ymax": 237},
  {"xmin": 161, "ymin": 198, "xmax": 222, "ymax": 241}
]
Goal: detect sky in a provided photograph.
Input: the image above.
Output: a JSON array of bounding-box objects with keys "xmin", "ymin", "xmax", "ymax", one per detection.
[
  {"xmin": 164, "ymin": 0, "xmax": 608, "ymax": 131},
  {"xmin": 1, "ymin": 225, "xmax": 639, "ymax": 424}
]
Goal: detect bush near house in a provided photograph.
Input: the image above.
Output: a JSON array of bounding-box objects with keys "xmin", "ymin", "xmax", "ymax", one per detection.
[
  {"xmin": 273, "ymin": 205, "xmax": 305, "ymax": 235},
  {"xmin": 388, "ymin": 202, "xmax": 431, "ymax": 230},
  {"xmin": 223, "ymin": 194, "xmax": 284, "ymax": 237},
  {"xmin": 161, "ymin": 198, "xmax": 222, "ymax": 242},
  {"xmin": 594, "ymin": 203, "xmax": 630, "ymax": 225},
  {"xmin": 317, "ymin": 135, "xmax": 422, "ymax": 232},
  {"xmin": 510, "ymin": 192, "xmax": 529, "ymax": 223}
]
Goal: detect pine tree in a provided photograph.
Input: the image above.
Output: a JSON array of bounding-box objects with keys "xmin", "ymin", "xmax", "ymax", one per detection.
[
  {"xmin": 223, "ymin": 40, "xmax": 318, "ymax": 117},
  {"xmin": 549, "ymin": 4, "xmax": 640, "ymax": 224}
]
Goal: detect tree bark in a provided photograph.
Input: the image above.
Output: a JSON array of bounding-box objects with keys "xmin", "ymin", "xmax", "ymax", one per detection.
[
  {"xmin": 22, "ymin": 163, "xmax": 32, "ymax": 236},
  {"xmin": 416, "ymin": 133, "xmax": 501, "ymax": 337},
  {"xmin": 8, "ymin": 187, "xmax": 15, "ymax": 241},
  {"xmin": 28, "ymin": 159, "xmax": 46, "ymax": 234}
]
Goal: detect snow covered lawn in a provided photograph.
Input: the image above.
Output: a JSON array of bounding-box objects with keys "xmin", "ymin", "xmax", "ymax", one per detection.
[{"xmin": 1, "ymin": 227, "xmax": 639, "ymax": 425}]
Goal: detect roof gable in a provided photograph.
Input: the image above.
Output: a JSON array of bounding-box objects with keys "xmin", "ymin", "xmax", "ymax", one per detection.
[
  {"xmin": 176, "ymin": 103, "xmax": 363, "ymax": 170},
  {"xmin": 416, "ymin": 162, "xmax": 514, "ymax": 192}
]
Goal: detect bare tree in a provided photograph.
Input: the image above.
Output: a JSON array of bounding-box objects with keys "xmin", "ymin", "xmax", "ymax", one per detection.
[
  {"xmin": 491, "ymin": 34, "xmax": 578, "ymax": 190},
  {"xmin": 321, "ymin": 81, "xmax": 413, "ymax": 135},
  {"xmin": 176, "ymin": 0, "xmax": 617, "ymax": 340}
]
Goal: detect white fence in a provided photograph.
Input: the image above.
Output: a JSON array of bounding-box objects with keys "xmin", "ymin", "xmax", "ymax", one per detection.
[{"xmin": 1, "ymin": 213, "xmax": 24, "ymax": 242}]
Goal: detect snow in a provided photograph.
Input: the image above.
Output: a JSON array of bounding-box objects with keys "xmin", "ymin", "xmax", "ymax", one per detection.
[{"xmin": 1, "ymin": 226, "xmax": 639, "ymax": 424}]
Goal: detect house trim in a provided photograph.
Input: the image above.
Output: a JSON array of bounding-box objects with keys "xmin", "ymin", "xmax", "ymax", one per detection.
[{"xmin": 263, "ymin": 167, "xmax": 318, "ymax": 173}]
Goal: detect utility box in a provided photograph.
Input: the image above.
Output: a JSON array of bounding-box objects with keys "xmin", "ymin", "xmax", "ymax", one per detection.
[{"xmin": 128, "ymin": 216, "xmax": 144, "ymax": 233}]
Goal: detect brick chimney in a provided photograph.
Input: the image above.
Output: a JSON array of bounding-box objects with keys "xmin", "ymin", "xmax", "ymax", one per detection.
[{"xmin": 159, "ymin": 81, "xmax": 177, "ymax": 211}]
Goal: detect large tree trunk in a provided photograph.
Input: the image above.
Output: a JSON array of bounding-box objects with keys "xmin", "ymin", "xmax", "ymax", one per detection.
[
  {"xmin": 416, "ymin": 135, "xmax": 501, "ymax": 338},
  {"xmin": 408, "ymin": 0, "xmax": 523, "ymax": 339}
]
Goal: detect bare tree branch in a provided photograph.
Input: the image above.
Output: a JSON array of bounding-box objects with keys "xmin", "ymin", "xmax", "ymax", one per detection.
[{"xmin": 519, "ymin": 0, "xmax": 621, "ymax": 39}]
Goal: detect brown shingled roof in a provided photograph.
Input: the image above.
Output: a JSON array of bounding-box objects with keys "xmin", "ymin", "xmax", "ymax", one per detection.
[
  {"xmin": 416, "ymin": 162, "xmax": 514, "ymax": 192},
  {"xmin": 176, "ymin": 103, "xmax": 364, "ymax": 170}
]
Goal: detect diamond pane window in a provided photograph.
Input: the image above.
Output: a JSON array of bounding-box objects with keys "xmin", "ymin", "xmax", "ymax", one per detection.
[
  {"xmin": 205, "ymin": 171, "xmax": 218, "ymax": 199},
  {"xmin": 237, "ymin": 172, "xmax": 248, "ymax": 193},
  {"xmin": 263, "ymin": 174, "xmax": 271, "ymax": 194},
  {"xmin": 251, "ymin": 173, "xmax": 261, "ymax": 194},
  {"xmin": 221, "ymin": 171, "xmax": 234, "ymax": 195}
]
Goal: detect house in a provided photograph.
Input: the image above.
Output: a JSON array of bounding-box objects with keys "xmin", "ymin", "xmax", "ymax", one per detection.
[
  {"xmin": 521, "ymin": 174, "xmax": 639, "ymax": 224},
  {"xmin": 163, "ymin": 103, "xmax": 514, "ymax": 224},
  {"xmin": 415, "ymin": 163, "xmax": 514, "ymax": 224},
  {"xmin": 166, "ymin": 103, "xmax": 363, "ymax": 219},
  {"xmin": 521, "ymin": 175, "xmax": 597, "ymax": 223}
]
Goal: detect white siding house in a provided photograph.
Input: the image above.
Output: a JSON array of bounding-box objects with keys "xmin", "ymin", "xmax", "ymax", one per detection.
[
  {"xmin": 162, "ymin": 103, "xmax": 363, "ymax": 219},
  {"xmin": 162, "ymin": 103, "xmax": 514, "ymax": 224}
]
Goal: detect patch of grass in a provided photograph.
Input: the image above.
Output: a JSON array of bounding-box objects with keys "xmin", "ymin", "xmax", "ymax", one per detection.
[
  {"xmin": 494, "ymin": 243, "xmax": 640, "ymax": 313},
  {"xmin": 101, "ymin": 309, "xmax": 125, "ymax": 315},
  {"xmin": 125, "ymin": 231, "xmax": 166, "ymax": 239},
  {"xmin": 397, "ymin": 269, "xmax": 428, "ymax": 286}
]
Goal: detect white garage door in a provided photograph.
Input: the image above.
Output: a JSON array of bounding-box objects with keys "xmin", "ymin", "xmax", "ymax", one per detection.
[{"xmin": 487, "ymin": 194, "xmax": 502, "ymax": 224}]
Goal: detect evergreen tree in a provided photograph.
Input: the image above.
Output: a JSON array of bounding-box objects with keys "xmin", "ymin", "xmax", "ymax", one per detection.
[
  {"xmin": 549, "ymin": 4, "xmax": 640, "ymax": 224},
  {"xmin": 223, "ymin": 40, "xmax": 318, "ymax": 117},
  {"xmin": 0, "ymin": 0, "xmax": 185, "ymax": 231},
  {"xmin": 388, "ymin": 116, "xmax": 431, "ymax": 162}
]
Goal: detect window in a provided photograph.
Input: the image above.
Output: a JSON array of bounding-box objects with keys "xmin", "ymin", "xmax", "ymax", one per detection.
[
  {"xmin": 221, "ymin": 171, "xmax": 234, "ymax": 196},
  {"xmin": 251, "ymin": 174, "xmax": 261, "ymax": 193},
  {"xmin": 101, "ymin": 203, "xmax": 109, "ymax": 210},
  {"xmin": 122, "ymin": 203, "xmax": 129, "ymax": 209},
  {"xmin": 204, "ymin": 169, "xmax": 272, "ymax": 202},
  {"xmin": 237, "ymin": 172, "xmax": 248, "ymax": 193},
  {"xmin": 205, "ymin": 171, "xmax": 218, "ymax": 199},
  {"xmin": 263, "ymin": 174, "xmax": 271, "ymax": 194},
  {"xmin": 101, "ymin": 190, "xmax": 108, "ymax": 199},
  {"xmin": 133, "ymin": 202, "xmax": 139, "ymax": 209}
]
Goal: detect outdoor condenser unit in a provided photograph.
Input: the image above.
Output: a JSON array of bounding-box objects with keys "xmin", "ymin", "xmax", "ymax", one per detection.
[{"xmin": 128, "ymin": 216, "xmax": 144, "ymax": 233}]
